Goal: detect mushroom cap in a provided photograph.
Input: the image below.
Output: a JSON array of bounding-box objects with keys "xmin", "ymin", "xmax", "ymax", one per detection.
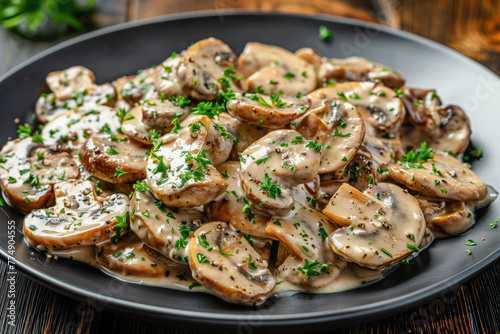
[
  {"xmin": 296, "ymin": 99, "xmax": 365, "ymax": 173},
  {"xmin": 308, "ymin": 81, "xmax": 405, "ymax": 135},
  {"xmin": 323, "ymin": 183, "xmax": 426, "ymax": 270},
  {"xmin": 178, "ymin": 38, "xmax": 243, "ymax": 101},
  {"xmin": 80, "ymin": 134, "xmax": 149, "ymax": 184},
  {"xmin": 154, "ymin": 55, "xmax": 184, "ymax": 97},
  {"xmin": 46, "ymin": 66, "xmax": 95, "ymax": 101},
  {"xmin": 416, "ymin": 196, "xmax": 474, "ymax": 238},
  {"xmin": 188, "ymin": 221, "xmax": 275, "ymax": 305},
  {"xmin": 400, "ymin": 105, "xmax": 470, "ymax": 156},
  {"xmin": 41, "ymin": 105, "xmax": 122, "ymax": 152},
  {"xmin": 389, "ymin": 152, "xmax": 486, "ymax": 201},
  {"xmin": 96, "ymin": 232, "xmax": 185, "ymax": 277},
  {"xmin": 24, "ymin": 180, "xmax": 130, "ymax": 249},
  {"xmin": 239, "ymin": 129, "xmax": 321, "ymax": 216},
  {"xmin": 36, "ymin": 93, "xmax": 78, "ymax": 124},
  {"xmin": 146, "ymin": 144, "xmax": 228, "ymax": 207},
  {"xmin": 238, "ymin": 42, "xmax": 317, "ymax": 96},
  {"xmin": 296, "ymin": 50, "xmax": 405, "ymax": 89},
  {"xmin": 121, "ymin": 98, "xmax": 189, "ymax": 144},
  {"xmin": 113, "ymin": 67, "xmax": 158, "ymax": 106},
  {"xmin": 174, "ymin": 115, "xmax": 232, "ymax": 166},
  {"xmin": 130, "ymin": 189, "xmax": 207, "ymax": 263},
  {"xmin": 0, "ymin": 137, "xmax": 80, "ymax": 212},
  {"xmin": 227, "ymin": 92, "xmax": 310, "ymax": 129},
  {"xmin": 204, "ymin": 161, "xmax": 275, "ymax": 240}
]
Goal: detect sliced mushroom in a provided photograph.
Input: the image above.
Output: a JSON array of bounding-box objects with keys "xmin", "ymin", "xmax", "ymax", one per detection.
[
  {"xmin": 46, "ymin": 66, "xmax": 95, "ymax": 101},
  {"xmin": 214, "ymin": 112, "xmax": 268, "ymax": 160},
  {"xmin": 250, "ymin": 236, "xmax": 274, "ymax": 263},
  {"xmin": 308, "ymin": 82, "xmax": 405, "ymax": 136},
  {"xmin": 189, "ymin": 221, "xmax": 275, "ymax": 305},
  {"xmin": 238, "ymin": 42, "xmax": 317, "ymax": 96},
  {"xmin": 146, "ymin": 143, "xmax": 228, "ymax": 207},
  {"xmin": 0, "ymin": 137, "xmax": 79, "ymax": 212},
  {"xmin": 400, "ymin": 104, "xmax": 470, "ymax": 156},
  {"xmin": 342, "ymin": 147, "xmax": 380, "ymax": 191},
  {"xmin": 178, "ymin": 38, "xmax": 243, "ymax": 100},
  {"xmin": 172, "ymin": 115, "xmax": 232, "ymax": 166},
  {"xmin": 96, "ymin": 233, "xmax": 185, "ymax": 277},
  {"xmin": 268, "ymin": 188, "xmax": 347, "ymax": 288},
  {"xmin": 416, "ymin": 196, "xmax": 474, "ymax": 238},
  {"xmin": 227, "ymin": 92, "xmax": 310, "ymax": 129},
  {"xmin": 36, "ymin": 94, "xmax": 77, "ymax": 124},
  {"xmin": 308, "ymin": 82, "xmax": 404, "ymax": 168},
  {"xmin": 121, "ymin": 98, "xmax": 189, "ymax": 144},
  {"xmin": 400, "ymin": 87, "xmax": 442, "ymax": 131},
  {"xmin": 296, "ymin": 48, "xmax": 405, "ymax": 88},
  {"xmin": 205, "ymin": 161, "xmax": 275, "ymax": 240},
  {"xmin": 323, "ymin": 183, "xmax": 426, "ymax": 269},
  {"xmin": 24, "ymin": 180, "xmax": 130, "ymax": 249},
  {"xmin": 130, "ymin": 189, "xmax": 207, "ymax": 263},
  {"xmin": 113, "ymin": 67, "xmax": 158, "ymax": 106},
  {"xmin": 295, "ymin": 99, "xmax": 365, "ymax": 173},
  {"xmin": 41, "ymin": 105, "xmax": 122, "ymax": 152},
  {"xmin": 154, "ymin": 54, "xmax": 184, "ymax": 97},
  {"xmin": 239, "ymin": 130, "xmax": 321, "ymax": 216},
  {"xmin": 38, "ymin": 74, "xmax": 116, "ymax": 124},
  {"xmin": 79, "ymin": 134, "xmax": 149, "ymax": 184},
  {"xmin": 389, "ymin": 151, "xmax": 486, "ymax": 201}
]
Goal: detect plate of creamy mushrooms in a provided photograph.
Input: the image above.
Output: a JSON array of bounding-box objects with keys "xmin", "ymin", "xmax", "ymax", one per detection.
[{"xmin": 1, "ymin": 13, "xmax": 499, "ymax": 330}]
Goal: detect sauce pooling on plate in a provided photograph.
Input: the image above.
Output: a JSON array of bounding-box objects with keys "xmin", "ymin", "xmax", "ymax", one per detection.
[{"xmin": 2, "ymin": 38, "xmax": 495, "ymax": 306}]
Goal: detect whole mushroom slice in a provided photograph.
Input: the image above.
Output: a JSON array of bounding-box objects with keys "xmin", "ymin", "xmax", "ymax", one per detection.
[
  {"xmin": 296, "ymin": 49, "xmax": 405, "ymax": 88},
  {"xmin": 400, "ymin": 104, "xmax": 470, "ymax": 156},
  {"xmin": 323, "ymin": 183, "xmax": 426, "ymax": 270},
  {"xmin": 154, "ymin": 54, "xmax": 184, "ymax": 97},
  {"xmin": 41, "ymin": 106, "xmax": 121, "ymax": 152},
  {"xmin": 416, "ymin": 196, "xmax": 474, "ymax": 238},
  {"xmin": 79, "ymin": 134, "xmax": 149, "ymax": 184},
  {"xmin": 237, "ymin": 42, "xmax": 317, "ymax": 96},
  {"xmin": 214, "ymin": 112, "xmax": 268, "ymax": 160},
  {"xmin": 121, "ymin": 98, "xmax": 189, "ymax": 144},
  {"xmin": 172, "ymin": 115, "xmax": 232, "ymax": 166},
  {"xmin": 36, "ymin": 94, "xmax": 77, "ymax": 124},
  {"xmin": 24, "ymin": 180, "xmax": 130, "ymax": 250},
  {"xmin": 178, "ymin": 38, "xmax": 244, "ymax": 100},
  {"xmin": 130, "ymin": 189, "xmax": 207, "ymax": 263},
  {"xmin": 37, "ymin": 83, "xmax": 116, "ymax": 125},
  {"xmin": 268, "ymin": 187, "xmax": 347, "ymax": 288},
  {"xmin": 295, "ymin": 99, "xmax": 365, "ymax": 173},
  {"xmin": 188, "ymin": 221, "xmax": 275, "ymax": 305},
  {"xmin": 96, "ymin": 233, "xmax": 184, "ymax": 277},
  {"xmin": 204, "ymin": 161, "xmax": 275, "ymax": 240},
  {"xmin": 146, "ymin": 144, "xmax": 228, "ymax": 207},
  {"xmin": 266, "ymin": 202, "xmax": 337, "ymax": 264},
  {"xmin": 307, "ymin": 82, "xmax": 405, "ymax": 135},
  {"xmin": 227, "ymin": 92, "xmax": 310, "ymax": 129},
  {"xmin": 113, "ymin": 67, "xmax": 157, "ymax": 106},
  {"xmin": 0, "ymin": 137, "xmax": 79, "ymax": 212},
  {"xmin": 46, "ymin": 66, "xmax": 95, "ymax": 101},
  {"xmin": 239, "ymin": 130, "xmax": 321, "ymax": 216},
  {"xmin": 389, "ymin": 151, "xmax": 486, "ymax": 201}
]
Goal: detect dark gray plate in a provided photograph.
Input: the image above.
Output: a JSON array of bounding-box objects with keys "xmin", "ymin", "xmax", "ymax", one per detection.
[{"xmin": 1, "ymin": 12, "xmax": 499, "ymax": 332}]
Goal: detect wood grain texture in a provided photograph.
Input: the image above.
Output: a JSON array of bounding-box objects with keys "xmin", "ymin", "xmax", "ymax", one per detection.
[{"xmin": 1, "ymin": 1, "xmax": 499, "ymax": 333}]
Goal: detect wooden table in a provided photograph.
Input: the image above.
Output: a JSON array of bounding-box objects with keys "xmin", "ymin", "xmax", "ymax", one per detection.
[{"xmin": 1, "ymin": 1, "xmax": 499, "ymax": 333}]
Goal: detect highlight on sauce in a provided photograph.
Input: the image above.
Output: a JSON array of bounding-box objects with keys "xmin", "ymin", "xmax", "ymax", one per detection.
[{"xmin": 1, "ymin": 38, "xmax": 496, "ymax": 305}]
